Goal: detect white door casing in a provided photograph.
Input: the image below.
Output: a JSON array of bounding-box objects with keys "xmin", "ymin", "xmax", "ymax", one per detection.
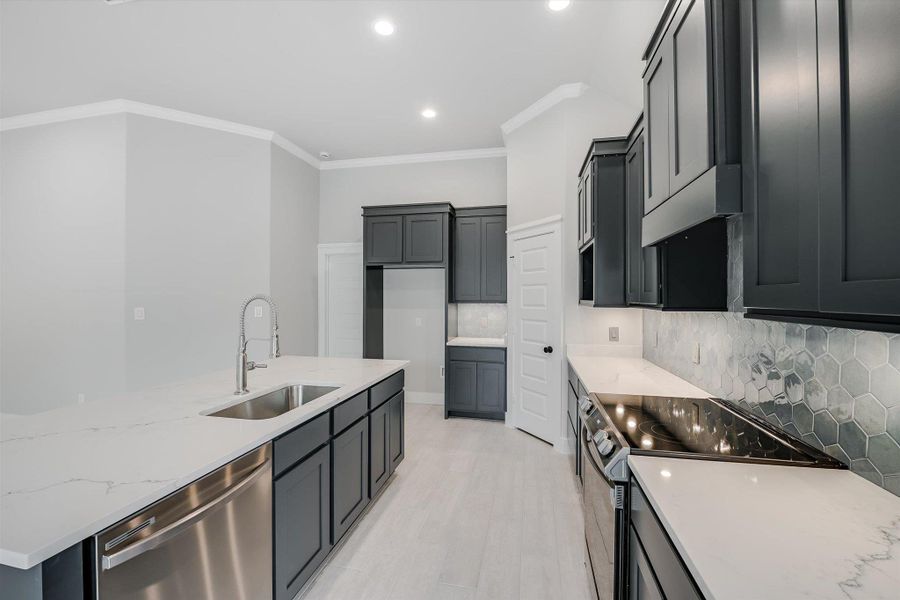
[
  {"xmin": 317, "ymin": 243, "xmax": 363, "ymax": 358},
  {"xmin": 506, "ymin": 216, "xmax": 564, "ymax": 449}
]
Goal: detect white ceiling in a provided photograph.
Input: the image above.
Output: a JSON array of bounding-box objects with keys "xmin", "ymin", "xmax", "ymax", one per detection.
[{"xmin": 0, "ymin": 0, "xmax": 664, "ymax": 160}]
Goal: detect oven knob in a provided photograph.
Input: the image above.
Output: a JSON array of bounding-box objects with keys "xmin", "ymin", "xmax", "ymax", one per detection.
[
  {"xmin": 592, "ymin": 430, "xmax": 609, "ymax": 443},
  {"xmin": 596, "ymin": 438, "xmax": 614, "ymax": 456}
]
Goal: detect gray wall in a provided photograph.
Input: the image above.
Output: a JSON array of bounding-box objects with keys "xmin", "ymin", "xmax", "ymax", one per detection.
[
  {"xmin": 318, "ymin": 157, "xmax": 507, "ymax": 244},
  {"xmin": 643, "ymin": 217, "xmax": 900, "ymax": 496},
  {"xmin": 0, "ymin": 115, "xmax": 319, "ymax": 414},
  {"xmin": 1, "ymin": 115, "xmax": 128, "ymax": 413}
]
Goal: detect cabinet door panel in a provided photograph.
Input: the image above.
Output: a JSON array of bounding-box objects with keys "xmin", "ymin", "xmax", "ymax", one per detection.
[
  {"xmin": 629, "ymin": 528, "xmax": 664, "ymax": 600},
  {"xmin": 453, "ymin": 217, "xmax": 481, "ymax": 301},
  {"xmin": 578, "ymin": 177, "xmax": 587, "ymax": 246},
  {"xmin": 644, "ymin": 49, "xmax": 671, "ymax": 214},
  {"xmin": 404, "ymin": 214, "xmax": 444, "ymax": 263},
  {"xmin": 640, "ymin": 246, "xmax": 660, "ymax": 306},
  {"xmin": 274, "ymin": 445, "xmax": 331, "ymax": 600},
  {"xmin": 388, "ymin": 391, "xmax": 405, "ymax": 474},
  {"xmin": 369, "ymin": 400, "xmax": 389, "ymax": 499},
  {"xmin": 818, "ymin": 0, "xmax": 900, "ymax": 315},
  {"xmin": 584, "ymin": 169, "xmax": 594, "ymax": 244},
  {"xmin": 365, "ymin": 216, "xmax": 403, "ymax": 264},
  {"xmin": 332, "ymin": 418, "xmax": 369, "ymax": 544},
  {"xmin": 669, "ymin": 0, "xmax": 712, "ymax": 194},
  {"xmin": 448, "ymin": 360, "xmax": 477, "ymax": 412},
  {"xmin": 742, "ymin": 0, "xmax": 820, "ymax": 311},
  {"xmin": 475, "ymin": 362, "xmax": 506, "ymax": 413},
  {"xmin": 481, "ymin": 216, "xmax": 507, "ymax": 302}
]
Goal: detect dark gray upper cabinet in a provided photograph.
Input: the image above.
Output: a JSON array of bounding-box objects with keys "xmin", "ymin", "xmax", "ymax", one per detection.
[
  {"xmin": 446, "ymin": 346, "xmax": 506, "ymax": 420},
  {"xmin": 742, "ymin": 0, "xmax": 900, "ymax": 327},
  {"xmin": 331, "ymin": 416, "xmax": 369, "ymax": 544},
  {"xmin": 362, "ymin": 203, "xmax": 452, "ymax": 267},
  {"xmin": 626, "ymin": 116, "xmax": 660, "ymax": 307},
  {"xmin": 741, "ymin": 0, "xmax": 820, "ymax": 312},
  {"xmin": 274, "ymin": 444, "xmax": 331, "ymax": 600},
  {"xmin": 451, "ymin": 207, "xmax": 507, "ymax": 303},
  {"xmin": 404, "ymin": 214, "xmax": 444, "ymax": 263},
  {"xmin": 364, "ymin": 215, "xmax": 403, "ymax": 265},
  {"xmin": 817, "ymin": 0, "xmax": 900, "ymax": 317},
  {"xmin": 578, "ymin": 138, "xmax": 629, "ymax": 308},
  {"xmin": 641, "ymin": 0, "xmax": 741, "ymax": 246}
]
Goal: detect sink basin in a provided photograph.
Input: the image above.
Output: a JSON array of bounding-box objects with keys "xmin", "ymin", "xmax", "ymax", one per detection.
[{"xmin": 207, "ymin": 384, "xmax": 340, "ymax": 420}]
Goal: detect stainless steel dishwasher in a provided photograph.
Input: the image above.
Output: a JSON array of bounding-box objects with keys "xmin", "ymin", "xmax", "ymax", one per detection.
[{"xmin": 94, "ymin": 444, "xmax": 272, "ymax": 599}]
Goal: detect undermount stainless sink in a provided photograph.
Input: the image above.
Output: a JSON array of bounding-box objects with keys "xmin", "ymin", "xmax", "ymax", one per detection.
[{"xmin": 207, "ymin": 384, "xmax": 340, "ymax": 420}]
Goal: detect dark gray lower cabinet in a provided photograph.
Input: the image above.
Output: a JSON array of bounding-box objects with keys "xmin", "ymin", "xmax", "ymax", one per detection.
[
  {"xmin": 446, "ymin": 347, "xmax": 506, "ymax": 420},
  {"xmin": 332, "ymin": 417, "xmax": 369, "ymax": 544},
  {"xmin": 388, "ymin": 391, "xmax": 405, "ymax": 473},
  {"xmin": 274, "ymin": 445, "xmax": 331, "ymax": 600},
  {"xmin": 629, "ymin": 527, "xmax": 664, "ymax": 600},
  {"xmin": 369, "ymin": 399, "xmax": 390, "ymax": 498}
]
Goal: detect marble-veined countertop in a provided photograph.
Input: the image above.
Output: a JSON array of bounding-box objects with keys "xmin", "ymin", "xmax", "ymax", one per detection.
[
  {"xmin": 566, "ymin": 351, "xmax": 710, "ymax": 398},
  {"xmin": 629, "ymin": 455, "xmax": 900, "ymax": 599},
  {"xmin": 0, "ymin": 356, "xmax": 407, "ymax": 569}
]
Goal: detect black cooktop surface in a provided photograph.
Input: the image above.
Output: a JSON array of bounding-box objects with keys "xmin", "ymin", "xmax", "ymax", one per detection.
[{"xmin": 596, "ymin": 393, "xmax": 822, "ymax": 464}]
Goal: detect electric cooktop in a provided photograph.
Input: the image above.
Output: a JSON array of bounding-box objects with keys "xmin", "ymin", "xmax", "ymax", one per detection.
[{"xmin": 595, "ymin": 393, "xmax": 839, "ymax": 466}]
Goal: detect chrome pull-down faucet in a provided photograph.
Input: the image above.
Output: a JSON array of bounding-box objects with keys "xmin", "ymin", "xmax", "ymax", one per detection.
[{"xmin": 235, "ymin": 294, "xmax": 280, "ymax": 395}]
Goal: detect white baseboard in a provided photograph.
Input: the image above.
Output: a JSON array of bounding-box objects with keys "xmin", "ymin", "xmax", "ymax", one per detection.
[{"xmin": 405, "ymin": 391, "xmax": 444, "ymax": 406}]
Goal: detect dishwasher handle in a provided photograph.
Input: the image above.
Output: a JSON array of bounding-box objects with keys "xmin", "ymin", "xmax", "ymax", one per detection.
[{"xmin": 102, "ymin": 458, "xmax": 271, "ymax": 571}]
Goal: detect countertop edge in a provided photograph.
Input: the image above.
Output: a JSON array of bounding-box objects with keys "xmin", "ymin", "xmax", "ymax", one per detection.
[{"xmin": 1, "ymin": 360, "xmax": 409, "ymax": 570}]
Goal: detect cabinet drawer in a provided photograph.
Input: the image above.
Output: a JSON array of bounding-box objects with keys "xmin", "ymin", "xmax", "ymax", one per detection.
[
  {"xmin": 369, "ymin": 370, "xmax": 404, "ymax": 410},
  {"xmin": 447, "ymin": 346, "xmax": 505, "ymax": 363},
  {"xmin": 630, "ymin": 480, "xmax": 702, "ymax": 600},
  {"xmin": 568, "ymin": 362, "xmax": 578, "ymax": 391},
  {"xmin": 273, "ymin": 412, "xmax": 330, "ymax": 477},
  {"xmin": 577, "ymin": 379, "xmax": 587, "ymax": 399},
  {"xmin": 332, "ymin": 391, "xmax": 368, "ymax": 435}
]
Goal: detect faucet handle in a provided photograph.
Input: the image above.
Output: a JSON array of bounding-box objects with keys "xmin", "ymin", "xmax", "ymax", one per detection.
[{"xmin": 247, "ymin": 361, "xmax": 267, "ymax": 371}]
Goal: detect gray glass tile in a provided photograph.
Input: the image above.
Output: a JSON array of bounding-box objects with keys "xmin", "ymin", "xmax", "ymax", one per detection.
[
  {"xmin": 802, "ymin": 432, "xmax": 824, "ymax": 451},
  {"xmin": 785, "ymin": 323, "xmax": 805, "ymax": 350},
  {"xmin": 856, "ymin": 332, "xmax": 888, "ymax": 368},
  {"xmin": 813, "ymin": 411, "xmax": 838, "ymax": 446},
  {"xmin": 785, "ymin": 372, "xmax": 803, "ymax": 404},
  {"xmin": 889, "ymin": 336, "xmax": 900, "ymax": 371},
  {"xmin": 826, "ymin": 386, "xmax": 853, "ymax": 423},
  {"xmin": 815, "ymin": 355, "xmax": 840, "ymax": 389},
  {"xmin": 793, "ymin": 403, "xmax": 813, "ymax": 434},
  {"xmin": 824, "ymin": 444, "xmax": 850, "ymax": 466},
  {"xmin": 751, "ymin": 362, "xmax": 767, "ymax": 390},
  {"xmin": 795, "ymin": 350, "xmax": 815, "ymax": 381},
  {"xmin": 782, "ymin": 422, "xmax": 801, "ymax": 438},
  {"xmin": 766, "ymin": 368, "xmax": 784, "ymax": 397},
  {"xmin": 839, "ymin": 359, "xmax": 870, "ymax": 398},
  {"xmin": 851, "ymin": 458, "xmax": 884, "ymax": 486},
  {"xmin": 759, "ymin": 388, "xmax": 775, "ymax": 415},
  {"xmin": 805, "ymin": 326, "xmax": 827, "ymax": 357},
  {"xmin": 775, "ymin": 345, "xmax": 794, "ymax": 371},
  {"xmin": 887, "ymin": 406, "xmax": 900, "ymax": 443},
  {"xmin": 854, "ymin": 394, "xmax": 887, "ymax": 436},
  {"xmin": 827, "ymin": 328, "xmax": 855, "ymax": 363},
  {"xmin": 838, "ymin": 421, "xmax": 867, "ymax": 460},
  {"xmin": 870, "ymin": 364, "xmax": 900, "ymax": 409},
  {"xmin": 744, "ymin": 382, "xmax": 759, "ymax": 405},
  {"xmin": 884, "ymin": 475, "xmax": 900, "ymax": 498},
  {"xmin": 804, "ymin": 379, "xmax": 827, "ymax": 412},
  {"xmin": 867, "ymin": 434, "xmax": 900, "ymax": 476}
]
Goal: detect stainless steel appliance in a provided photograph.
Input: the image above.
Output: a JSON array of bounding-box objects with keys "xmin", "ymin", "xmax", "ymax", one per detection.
[
  {"xmin": 578, "ymin": 393, "xmax": 842, "ymax": 600},
  {"xmin": 94, "ymin": 444, "xmax": 272, "ymax": 599}
]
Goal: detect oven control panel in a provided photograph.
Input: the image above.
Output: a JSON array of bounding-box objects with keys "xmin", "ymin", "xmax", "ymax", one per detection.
[{"xmin": 579, "ymin": 394, "xmax": 629, "ymax": 482}]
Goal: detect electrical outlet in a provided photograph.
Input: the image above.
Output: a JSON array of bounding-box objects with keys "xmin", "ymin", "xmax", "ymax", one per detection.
[
  {"xmin": 415, "ymin": 317, "xmax": 423, "ymax": 327},
  {"xmin": 692, "ymin": 342, "xmax": 701, "ymax": 364},
  {"xmin": 254, "ymin": 306, "xmax": 263, "ymax": 318},
  {"xmin": 654, "ymin": 330, "xmax": 659, "ymax": 348},
  {"xmin": 609, "ymin": 326, "xmax": 619, "ymax": 342},
  {"xmin": 133, "ymin": 307, "xmax": 145, "ymax": 321},
  {"xmin": 440, "ymin": 366, "xmax": 445, "ymax": 378}
]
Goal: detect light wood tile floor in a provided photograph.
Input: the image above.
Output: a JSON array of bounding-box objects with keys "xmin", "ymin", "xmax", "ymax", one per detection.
[{"xmin": 303, "ymin": 403, "xmax": 592, "ymax": 600}]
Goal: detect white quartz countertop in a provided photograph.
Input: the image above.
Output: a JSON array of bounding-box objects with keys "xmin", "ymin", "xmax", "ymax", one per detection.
[
  {"xmin": 0, "ymin": 356, "xmax": 407, "ymax": 569},
  {"xmin": 567, "ymin": 353, "xmax": 710, "ymax": 398},
  {"xmin": 446, "ymin": 336, "xmax": 506, "ymax": 348},
  {"xmin": 629, "ymin": 455, "xmax": 900, "ymax": 600}
]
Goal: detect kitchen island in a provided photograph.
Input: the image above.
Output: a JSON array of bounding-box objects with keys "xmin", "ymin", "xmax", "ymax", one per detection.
[{"xmin": 0, "ymin": 356, "xmax": 407, "ymax": 596}]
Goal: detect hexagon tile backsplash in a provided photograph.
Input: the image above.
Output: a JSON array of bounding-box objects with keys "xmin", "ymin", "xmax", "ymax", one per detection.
[{"xmin": 642, "ymin": 217, "xmax": 900, "ymax": 497}]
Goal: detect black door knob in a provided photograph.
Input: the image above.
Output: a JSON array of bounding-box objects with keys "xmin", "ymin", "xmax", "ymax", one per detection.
[{"xmin": 543, "ymin": 346, "xmax": 553, "ymax": 354}]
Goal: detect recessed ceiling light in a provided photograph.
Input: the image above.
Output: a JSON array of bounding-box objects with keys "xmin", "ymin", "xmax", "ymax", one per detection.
[
  {"xmin": 421, "ymin": 108, "xmax": 437, "ymax": 119},
  {"xmin": 373, "ymin": 19, "xmax": 395, "ymax": 36},
  {"xmin": 547, "ymin": 0, "xmax": 571, "ymax": 11}
]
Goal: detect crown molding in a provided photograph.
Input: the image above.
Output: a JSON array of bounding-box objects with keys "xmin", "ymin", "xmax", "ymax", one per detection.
[
  {"xmin": 319, "ymin": 147, "xmax": 507, "ymax": 170},
  {"xmin": 500, "ymin": 82, "xmax": 589, "ymax": 138},
  {"xmin": 0, "ymin": 99, "xmax": 320, "ymax": 168}
]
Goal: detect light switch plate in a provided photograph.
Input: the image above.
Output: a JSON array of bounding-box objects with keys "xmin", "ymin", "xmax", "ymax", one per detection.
[
  {"xmin": 692, "ymin": 342, "xmax": 701, "ymax": 364},
  {"xmin": 133, "ymin": 307, "xmax": 145, "ymax": 321},
  {"xmin": 609, "ymin": 326, "xmax": 619, "ymax": 342},
  {"xmin": 415, "ymin": 317, "xmax": 423, "ymax": 327}
]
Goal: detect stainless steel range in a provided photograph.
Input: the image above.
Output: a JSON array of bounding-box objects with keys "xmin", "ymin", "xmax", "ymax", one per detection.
[{"xmin": 577, "ymin": 392, "xmax": 842, "ymax": 600}]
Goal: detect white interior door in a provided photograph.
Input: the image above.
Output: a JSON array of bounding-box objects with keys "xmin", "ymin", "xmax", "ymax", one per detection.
[
  {"xmin": 317, "ymin": 243, "xmax": 363, "ymax": 357},
  {"xmin": 509, "ymin": 220, "xmax": 562, "ymax": 445}
]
